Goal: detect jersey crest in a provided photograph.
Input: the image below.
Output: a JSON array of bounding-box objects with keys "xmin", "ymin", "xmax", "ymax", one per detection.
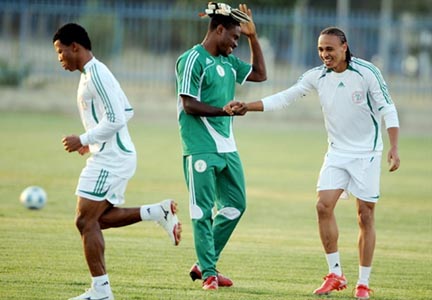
[{"xmin": 216, "ymin": 65, "xmax": 225, "ymax": 77}]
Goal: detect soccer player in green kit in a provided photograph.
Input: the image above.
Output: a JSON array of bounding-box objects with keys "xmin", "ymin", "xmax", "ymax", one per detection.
[{"xmin": 175, "ymin": 2, "xmax": 266, "ymax": 290}]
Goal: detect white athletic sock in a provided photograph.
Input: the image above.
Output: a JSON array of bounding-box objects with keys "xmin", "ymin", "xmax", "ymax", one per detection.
[
  {"xmin": 357, "ymin": 266, "xmax": 372, "ymax": 286},
  {"xmin": 92, "ymin": 274, "xmax": 111, "ymax": 293},
  {"xmin": 326, "ymin": 252, "xmax": 342, "ymax": 276},
  {"xmin": 140, "ymin": 204, "xmax": 163, "ymax": 221}
]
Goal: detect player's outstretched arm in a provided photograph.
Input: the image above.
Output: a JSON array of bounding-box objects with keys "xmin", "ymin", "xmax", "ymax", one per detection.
[
  {"xmin": 246, "ymin": 100, "xmax": 264, "ymax": 112},
  {"xmin": 223, "ymin": 101, "xmax": 247, "ymax": 116},
  {"xmin": 223, "ymin": 100, "xmax": 264, "ymax": 115},
  {"xmin": 182, "ymin": 95, "xmax": 231, "ymax": 117}
]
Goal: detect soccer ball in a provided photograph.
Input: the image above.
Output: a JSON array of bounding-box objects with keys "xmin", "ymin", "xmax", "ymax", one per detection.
[{"xmin": 19, "ymin": 186, "xmax": 47, "ymax": 210}]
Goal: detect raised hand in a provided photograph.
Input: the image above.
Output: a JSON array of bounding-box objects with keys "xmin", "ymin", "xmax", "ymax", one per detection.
[{"xmin": 239, "ymin": 4, "xmax": 256, "ymax": 37}]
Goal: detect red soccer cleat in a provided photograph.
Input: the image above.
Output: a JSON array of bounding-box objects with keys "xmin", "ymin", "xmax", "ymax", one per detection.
[
  {"xmin": 189, "ymin": 264, "xmax": 233, "ymax": 287},
  {"xmin": 354, "ymin": 284, "xmax": 373, "ymax": 299},
  {"xmin": 313, "ymin": 273, "xmax": 347, "ymax": 295},
  {"xmin": 202, "ymin": 276, "xmax": 218, "ymax": 290}
]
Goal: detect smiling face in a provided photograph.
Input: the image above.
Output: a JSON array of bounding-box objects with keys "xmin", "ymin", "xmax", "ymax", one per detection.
[
  {"xmin": 53, "ymin": 40, "xmax": 80, "ymax": 72},
  {"xmin": 217, "ymin": 24, "xmax": 241, "ymax": 57},
  {"xmin": 317, "ymin": 34, "xmax": 348, "ymax": 73}
]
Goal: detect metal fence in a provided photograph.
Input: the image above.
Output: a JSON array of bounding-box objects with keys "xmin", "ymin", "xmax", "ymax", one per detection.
[{"xmin": 1, "ymin": 0, "xmax": 431, "ymax": 99}]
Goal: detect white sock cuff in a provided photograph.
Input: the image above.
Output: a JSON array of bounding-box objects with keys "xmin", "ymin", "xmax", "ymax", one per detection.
[
  {"xmin": 326, "ymin": 252, "xmax": 342, "ymax": 275},
  {"xmin": 358, "ymin": 265, "xmax": 372, "ymax": 285},
  {"xmin": 92, "ymin": 274, "xmax": 109, "ymax": 285},
  {"xmin": 140, "ymin": 204, "xmax": 162, "ymax": 221}
]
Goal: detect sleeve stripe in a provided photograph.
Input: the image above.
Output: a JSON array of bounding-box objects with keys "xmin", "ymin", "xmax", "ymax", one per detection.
[
  {"xmin": 90, "ymin": 64, "xmax": 116, "ymax": 122},
  {"xmin": 181, "ymin": 50, "xmax": 199, "ymax": 95},
  {"xmin": 352, "ymin": 58, "xmax": 393, "ymax": 104}
]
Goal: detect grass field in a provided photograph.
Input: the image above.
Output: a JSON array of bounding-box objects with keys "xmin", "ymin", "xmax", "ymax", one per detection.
[{"xmin": 0, "ymin": 111, "xmax": 431, "ymax": 300}]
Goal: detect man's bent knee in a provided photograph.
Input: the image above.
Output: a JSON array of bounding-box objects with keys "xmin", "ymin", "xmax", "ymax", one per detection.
[
  {"xmin": 316, "ymin": 201, "xmax": 333, "ymax": 218},
  {"xmin": 75, "ymin": 214, "xmax": 98, "ymax": 234},
  {"xmin": 75, "ymin": 197, "xmax": 111, "ymax": 233},
  {"xmin": 357, "ymin": 200, "xmax": 375, "ymax": 229},
  {"xmin": 217, "ymin": 206, "xmax": 243, "ymax": 220},
  {"xmin": 357, "ymin": 210, "xmax": 374, "ymax": 229}
]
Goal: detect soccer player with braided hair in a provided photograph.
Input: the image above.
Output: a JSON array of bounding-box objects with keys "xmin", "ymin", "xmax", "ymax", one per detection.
[
  {"xmin": 226, "ymin": 26, "xmax": 400, "ymax": 299},
  {"xmin": 175, "ymin": 2, "xmax": 266, "ymax": 290}
]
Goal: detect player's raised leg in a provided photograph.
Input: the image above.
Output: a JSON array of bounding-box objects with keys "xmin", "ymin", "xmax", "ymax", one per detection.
[{"xmin": 98, "ymin": 199, "xmax": 182, "ymax": 246}]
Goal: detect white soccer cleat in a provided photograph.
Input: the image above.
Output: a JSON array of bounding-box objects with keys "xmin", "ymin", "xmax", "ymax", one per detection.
[
  {"xmin": 68, "ymin": 288, "xmax": 114, "ymax": 300},
  {"xmin": 157, "ymin": 199, "xmax": 182, "ymax": 246}
]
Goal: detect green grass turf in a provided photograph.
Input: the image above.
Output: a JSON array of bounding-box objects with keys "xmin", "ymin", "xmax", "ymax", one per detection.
[{"xmin": 0, "ymin": 112, "xmax": 431, "ymax": 300}]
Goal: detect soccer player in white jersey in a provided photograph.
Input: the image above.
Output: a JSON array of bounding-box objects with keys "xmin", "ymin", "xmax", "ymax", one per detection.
[
  {"xmin": 226, "ymin": 27, "xmax": 400, "ymax": 299},
  {"xmin": 53, "ymin": 23, "xmax": 181, "ymax": 300},
  {"xmin": 175, "ymin": 3, "xmax": 266, "ymax": 290}
]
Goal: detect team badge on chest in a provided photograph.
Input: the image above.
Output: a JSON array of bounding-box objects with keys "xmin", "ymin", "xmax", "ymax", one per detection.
[
  {"xmin": 351, "ymin": 91, "xmax": 364, "ymax": 104},
  {"xmin": 216, "ymin": 65, "xmax": 225, "ymax": 77}
]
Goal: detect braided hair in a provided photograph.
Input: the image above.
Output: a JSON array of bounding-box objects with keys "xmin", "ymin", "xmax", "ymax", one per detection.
[{"xmin": 320, "ymin": 27, "xmax": 352, "ymax": 63}]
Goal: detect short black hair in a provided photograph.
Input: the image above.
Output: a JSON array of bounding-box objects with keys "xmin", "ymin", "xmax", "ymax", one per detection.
[
  {"xmin": 209, "ymin": 14, "xmax": 240, "ymax": 31},
  {"xmin": 320, "ymin": 26, "xmax": 352, "ymax": 63},
  {"xmin": 52, "ymin": 23, "xmax": 92, "ymax": 50}
]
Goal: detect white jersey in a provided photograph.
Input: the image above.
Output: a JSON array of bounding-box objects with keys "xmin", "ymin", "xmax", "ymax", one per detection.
[
  {"xmin": 77, "ymin": 57, "xmax": 136, "ymax": 178},
  {"xmin": 262, "ymin": 57, "xmax": 399, "ymax": 157}
]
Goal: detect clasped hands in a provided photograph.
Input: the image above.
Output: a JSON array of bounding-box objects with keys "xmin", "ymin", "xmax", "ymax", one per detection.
[{"xmin": 223, "ymin": 100, "xmax": 248, "ymax": 116}]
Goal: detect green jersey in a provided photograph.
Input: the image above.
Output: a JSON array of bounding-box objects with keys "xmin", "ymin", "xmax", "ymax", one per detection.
[{"xmin": 175, "ymin": 44, "xmax": 252, "ymax": 155}]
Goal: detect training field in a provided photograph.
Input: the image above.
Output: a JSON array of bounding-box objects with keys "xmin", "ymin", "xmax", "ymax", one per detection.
[{"xmin": 0, "ymin": 111, "xmax": 431, "ymax": 300}]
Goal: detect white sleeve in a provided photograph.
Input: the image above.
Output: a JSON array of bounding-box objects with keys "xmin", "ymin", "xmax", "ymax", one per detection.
[
  {"xmin": 80, "ymin": 114, "xmax": 126, "ymax": 146},
  {"xmin": 262, "ymin": 69, "xmax": 316, "ymax": 112},
  {"xmin": 364, "ymin": 62, "xmax": 400, "ymax": 129},
  {"xmin": 262, "ymin": 84, "xmax": 305, "ymax": 111},
  {"xmin": 382, "ymin": 107, "xmax": 400, "ymax": 129},
  {"xmin": 79, "ymin": 74, "xmax": 127, "ymax": 146}
]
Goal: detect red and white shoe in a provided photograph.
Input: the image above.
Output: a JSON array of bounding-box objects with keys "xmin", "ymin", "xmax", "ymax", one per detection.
[
  {"xmin": 189, "ymin": 264, "xmax": 233, "ymax": 287},
  {"xmin": 202, "ymin": 276, "xmax": 218, "ymax": 290},
  {"xmin": 354, "ymin": 284, "xmax": 373, "ymax": 299},
  {"xmin": 313, "ymin": 273, "xmax": 347, "ymax": 295},
  {"xmin": 157, "ymin": 199, "xmax": 182, "ymax": 246}
]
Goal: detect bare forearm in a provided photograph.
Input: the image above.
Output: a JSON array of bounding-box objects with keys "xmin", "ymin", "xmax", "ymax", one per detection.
[
  {"xmin": 387, "ymin": 127, "xmax": 399, "ymax": 149},
  {"xmin": 246, "ymin": 100, "xmax": 264, "ymax": 112},
  {"xmin": 248, "ymin": 34, "xmax": 266, "ymax": 82},
  {"xmin": 182, "ymin": 96, "xmax": 229, "ymax": 117}
]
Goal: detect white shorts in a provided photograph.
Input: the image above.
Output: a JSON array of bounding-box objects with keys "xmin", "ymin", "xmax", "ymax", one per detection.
[
  {"xmin": 76, "ymin": 167, "xmax": 131, "ymax": 205},
  {"xmin": 317, "ymin": 152, "xmax": 382, "ymax": 203}
]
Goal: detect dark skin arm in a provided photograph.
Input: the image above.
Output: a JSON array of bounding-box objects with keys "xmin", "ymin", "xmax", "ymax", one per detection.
[
  {"xmin": 223, "ymin": 99, "xmax": 262, "ymax": 116},
  {"xmin": 239, "ymin": 4, "xmax": 266, "ymax": 82},
  {"xmin": 181, "ymin": 95, "xmax": 234, "ymax": 116}
]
